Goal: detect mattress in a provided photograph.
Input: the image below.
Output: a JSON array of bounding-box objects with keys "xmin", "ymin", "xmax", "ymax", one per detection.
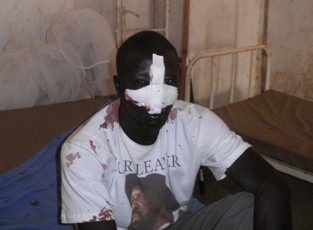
[{"xmin": 213, "ymin": 90, "xmax": 313, "ymax": 174}]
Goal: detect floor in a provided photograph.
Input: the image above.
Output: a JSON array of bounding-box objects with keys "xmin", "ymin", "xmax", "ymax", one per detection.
[{"xmin": 193, "ymin": 167, "xmax": 313, "ymax": 230}]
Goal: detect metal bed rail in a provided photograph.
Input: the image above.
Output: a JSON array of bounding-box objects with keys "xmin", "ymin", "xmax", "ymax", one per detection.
[{"xmin": 184, "ymin": 44, "xmax": 271, "ymax": 109}]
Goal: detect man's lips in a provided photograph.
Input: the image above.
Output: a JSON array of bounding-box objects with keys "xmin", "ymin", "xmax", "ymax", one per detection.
[
  {"xmin": 132, "ymin": 212, "xmax": 141, "ymax": 223},
  {"xmin": 149, "ymin": 114, "xmax": 160, "ymax": 119}
]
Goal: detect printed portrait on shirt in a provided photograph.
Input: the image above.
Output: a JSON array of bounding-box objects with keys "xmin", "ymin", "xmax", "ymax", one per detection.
[{"xmin": 125, "ymin": 173, "xmax": 179, "ymax": 230}]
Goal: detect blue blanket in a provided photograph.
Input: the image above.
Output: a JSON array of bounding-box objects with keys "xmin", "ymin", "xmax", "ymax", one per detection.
[{"xmin": 0, "ymin": 131, "xmax": 74, "ymax": 230}]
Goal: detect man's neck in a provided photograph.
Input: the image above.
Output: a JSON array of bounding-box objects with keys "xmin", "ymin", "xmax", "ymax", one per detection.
[{"xmin": 153, "ymin": 208, "xmax": 173, "ymax": 230}]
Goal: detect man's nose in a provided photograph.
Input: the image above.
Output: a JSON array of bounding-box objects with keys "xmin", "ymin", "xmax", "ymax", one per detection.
[{"xmin": 132, "ymin": 200, "xmax": 139, "ymax": 209}]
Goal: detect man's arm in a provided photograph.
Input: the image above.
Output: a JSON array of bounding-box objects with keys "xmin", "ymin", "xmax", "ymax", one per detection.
[
  {"xmin": 77, "ymin": 220, "xmax": 117, "ymax": 230},
  {"xmin": 226, "ymin": 147, "xmax": 292, "ymax": 230}
]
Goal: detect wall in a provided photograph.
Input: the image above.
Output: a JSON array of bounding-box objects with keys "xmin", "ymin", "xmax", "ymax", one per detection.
[
  {"xmin": 187, "ymin": 0, "xmax": 313, "ymax": 104},
  {"xmin": 188, "ymin": 0, "xmax": 264, "ymax": 55},
  {"xmin": 187, "ymin": 0, "xmax": 265, "ymax": 107},
  {"xmin": 267, "ymin": 0, "xmax": 313, "ymax": 101}
]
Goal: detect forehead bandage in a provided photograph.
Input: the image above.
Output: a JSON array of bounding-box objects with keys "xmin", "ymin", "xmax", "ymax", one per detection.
[{"xmin": 125, "ymin": 54, "xmax": 178, "ymax": 114}]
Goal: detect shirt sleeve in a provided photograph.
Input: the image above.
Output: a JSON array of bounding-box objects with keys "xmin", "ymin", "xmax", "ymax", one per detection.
[
  {"xmin": 60, "ymin": 141, "xmax": 115, "ymax": 224},
  {"xmin": 200, "ymin": 111, "xmax": 251, "ymax": 180}
]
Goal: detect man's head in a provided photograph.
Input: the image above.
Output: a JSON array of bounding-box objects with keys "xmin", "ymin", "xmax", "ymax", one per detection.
[
  {"xmin": 125, "ymin": 174, "xmax": 179, "ymax": 230},
  {"xmin": 114, "ymin": 31, "xmax": 180, "ymax": 129},
  {"xmin": 128, "ymin": 185, "xmax": 161, "ymax": 230}
]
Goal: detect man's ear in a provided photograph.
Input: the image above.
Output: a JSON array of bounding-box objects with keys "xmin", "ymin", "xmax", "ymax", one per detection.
[{"xmin": 113, "ymin": 75, "xmax": 122, "ymax": 96}]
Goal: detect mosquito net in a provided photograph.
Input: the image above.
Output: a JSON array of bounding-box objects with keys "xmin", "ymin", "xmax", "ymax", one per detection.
[
  {"xmin": 0, "ymin": 9, "xmax": 116, "ymax": 110},
  {"xmin": 46, "ymin": 8, "xmax": 116, "ymax": 97},
  {"xmin": 0, "ymin": 37, "xmax": 87, "ymax": 110}
]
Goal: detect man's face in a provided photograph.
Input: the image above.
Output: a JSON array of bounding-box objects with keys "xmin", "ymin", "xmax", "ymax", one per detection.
[
  {"xmin": 118, "ymin": 49, "xmax": 179, "ymax": 128},
  {"xmin": 128, "ymin": 187, "xmax": 159, "ymax": 230}
]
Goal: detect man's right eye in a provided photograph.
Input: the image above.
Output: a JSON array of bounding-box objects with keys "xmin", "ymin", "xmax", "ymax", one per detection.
[{"xmin": 134, "ymin": 79, "xmax": 149, "ymax": 86}]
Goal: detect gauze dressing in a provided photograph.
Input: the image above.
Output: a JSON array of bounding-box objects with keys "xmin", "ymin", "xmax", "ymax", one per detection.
[{"xmin": 125, "ymin": 54, "xmax": 178, "ymax": 114}]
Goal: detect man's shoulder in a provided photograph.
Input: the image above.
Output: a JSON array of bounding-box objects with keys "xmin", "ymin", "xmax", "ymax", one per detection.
[
  {"xmin": 173, "ymin": 100, "xmax": 224, "ymax": 130},
  {"xmin": 65, "ymin": 100, "xmax": 120, "ymax": 142},
  {"xmin": 175, "ymin": 100, "xmax": 210, "ymax": 115}
]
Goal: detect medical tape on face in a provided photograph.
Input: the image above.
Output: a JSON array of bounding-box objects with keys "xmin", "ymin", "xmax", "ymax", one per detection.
[{"xmin": 125, "ymin": 53, "xmax": 178, "ymax": 114}]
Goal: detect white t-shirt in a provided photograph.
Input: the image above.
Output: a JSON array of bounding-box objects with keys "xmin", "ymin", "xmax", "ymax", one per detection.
[{"xmin": 60, "ymin": 99, "xmax": 250, "ymax": 229}]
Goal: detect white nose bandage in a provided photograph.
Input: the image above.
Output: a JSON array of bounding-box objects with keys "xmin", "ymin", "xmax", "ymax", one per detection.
[{"xmin": 125, "ymin": 54, "xmax": 178, "ymax": 114}]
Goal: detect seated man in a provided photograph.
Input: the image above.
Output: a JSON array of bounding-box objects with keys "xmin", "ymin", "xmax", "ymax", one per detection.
[{"xmin": 60, "ymin": 31, "xmax": 292, "ymax": 230}]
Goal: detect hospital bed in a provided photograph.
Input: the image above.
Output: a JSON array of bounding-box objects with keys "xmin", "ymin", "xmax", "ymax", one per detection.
[
  {"xmin": 0, "ymin": 96, "xmax": 115, "ymax": 229},
  {"xmin": 0, "ymin": 9, "xmax": 118, "ymax": 229},
  {"xmin": 184, "ymin": 44, "xmax": 313, "ymax": 188}
]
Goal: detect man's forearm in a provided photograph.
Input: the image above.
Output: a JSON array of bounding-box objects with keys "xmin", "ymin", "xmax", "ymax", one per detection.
[
  {"xmin": 254, "ymin": 174, "xmax": 292, "ymax": 230},
  {"xmin": 226, "ymin": 148, "xmax": 292, "ymax": 229}
]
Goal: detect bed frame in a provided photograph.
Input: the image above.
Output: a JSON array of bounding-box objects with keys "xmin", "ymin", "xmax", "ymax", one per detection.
[
  {"xmin": 184, "ymin": 44, "xmax": 313, "ymax": 184},
  {"xmin": 185, "ymin": 44, "xmax": 271, "ymax": 105}
]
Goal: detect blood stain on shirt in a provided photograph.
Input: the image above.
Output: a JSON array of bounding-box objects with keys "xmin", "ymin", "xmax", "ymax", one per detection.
[
  {"xmin": 167, "ymin": 108, "xmax": 177, "ymax": 123},
  {"xmin": 101, "ymin": 164, "xmax": 108, "ymax": 170},
  {"xmin": 89, "ymin": 140, "xmax": 97, "ymax": 154},
  {"xmin": 98, "ymin": 208, "xmax": 114, "ymax": 221},
  {"xmin": 65, "ymin": 152, "xmax": 81, "ymax": 167},
  {"xmin": 87, "ymin": 208, "xmax": 114, "ymax": 222},
  {"xmin": 99, "ymin": 101, "xmax": 120, "ymax": 129}
]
